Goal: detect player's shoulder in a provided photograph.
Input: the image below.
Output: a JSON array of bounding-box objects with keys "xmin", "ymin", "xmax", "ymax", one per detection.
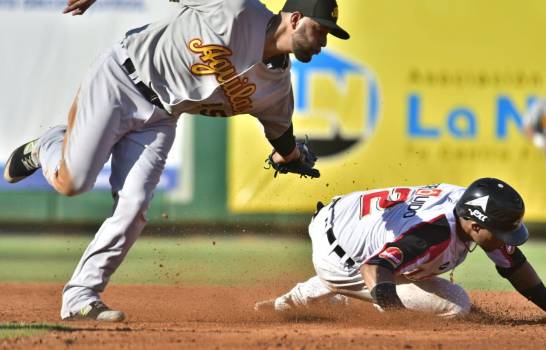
[
  {"xmin": 348, "ymin": 183, "xmax": 463, "ymax": 196},
  {"xmin": 225, "ymin": 0, "xmax": 271, "ymax": 17},
  {"xmin": 413, "ymin": 183, "xmax": 464, "ymax": 193},
  {"xmin": 436, "ymin": 183, "xmax": 466, "ymax": 197},
  {"xmin": 179, "ymin": 0, "xmax": 224, "ymax": 8},
  {"xmin": 438, "ymin": 182, "xmax": 465, "ymax": 190},
  {"xmin": 416, "ymin": 183, "xmax": 464, "ymax": 204},
  {"xmin": 180, "ymin": 0, "xmax": 269, "ymax": 18},
  {"xmin": 413, "ymin": 183, "xmax": 464, "ymax": 217},
  {"xmin": 338, "ymin": 183, "xmax": 465, "ymax": 203}
]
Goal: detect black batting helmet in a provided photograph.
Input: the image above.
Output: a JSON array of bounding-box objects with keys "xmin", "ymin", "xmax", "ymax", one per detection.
[{"xmin": 455, "ymin": 178, "xmax": 528, "ymax": 246}]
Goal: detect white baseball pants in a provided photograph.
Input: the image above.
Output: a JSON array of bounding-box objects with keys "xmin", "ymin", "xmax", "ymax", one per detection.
[
  {"xmin": 276, "ymin": 202, "xmax": 472, "ymax": 318},
  {"xmin": 35, "ymin": 43, "xmax": 177, "ymax": 319}
]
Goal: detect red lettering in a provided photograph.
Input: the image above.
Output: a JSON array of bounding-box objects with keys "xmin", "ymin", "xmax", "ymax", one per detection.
[
  {"xmin": 415, "ymin": 188, "xmax": 442, "ymax": 197},
  {"xmin": 360, "ymin": 187, "xmax": 411, "ymax": 217}
]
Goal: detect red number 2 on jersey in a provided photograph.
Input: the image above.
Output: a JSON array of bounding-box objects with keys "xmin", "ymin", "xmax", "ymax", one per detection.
[{"xmin": 360, "ymin": 187, "xmax": 411, "ymax": 217}]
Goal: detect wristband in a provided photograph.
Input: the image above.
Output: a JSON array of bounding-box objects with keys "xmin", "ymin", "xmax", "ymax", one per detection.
[{"xmin": 269, "ymin": 124, "xmax": 296, "ymax": 157}]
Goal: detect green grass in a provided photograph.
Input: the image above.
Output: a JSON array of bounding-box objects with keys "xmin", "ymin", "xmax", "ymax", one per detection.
[
  {"xmin": 0, "ymin": 234, "xmax": 544, "ymax": 290},
  {"xmin": 0, "ymin": 323, "xmax": 72, "ymax": 340},
  {"xmin": 0, "ymin": 234, "xmax": 315, "ymax": 285},
  {"xmin": 450, "ymin": 241, "xmax": 546, "ymax": 290}
]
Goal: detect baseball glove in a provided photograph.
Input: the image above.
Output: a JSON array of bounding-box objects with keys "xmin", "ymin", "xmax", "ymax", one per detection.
[{"xmin": 265, "ymin": 136, "xmax": 320, "ymax": 178}]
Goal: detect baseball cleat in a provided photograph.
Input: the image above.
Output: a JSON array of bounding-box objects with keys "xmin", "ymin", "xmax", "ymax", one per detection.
[
  {"xmin": 64, "ymin": 301, "xmax": 125, "ymax": 322},
  {"xmin": 254, "ymin": 295, "xmax": 294, "ymax": 312},
  {"xmin": 255, "ymin": 294, "xmax": 349, "ymax": 313},
  {"xmin": 254, "ymin": 299, "xmax": 277, "ymax": 312},
  {"xmin": 3, "ymin": 139, "xmax": 40, "ymax": 183}
]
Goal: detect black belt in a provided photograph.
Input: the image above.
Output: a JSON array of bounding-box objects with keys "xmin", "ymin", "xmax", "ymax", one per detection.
[
  {"xmin": 326, "ymin": 228, "xmax": 355, "ymax": 268},
  {"xmin": 316, "ymin": 199, "xmax": 355, "ymax": 268},
  {"xmin": 122, "ymin": 59, "xmax": 165, "ymax": 110}
]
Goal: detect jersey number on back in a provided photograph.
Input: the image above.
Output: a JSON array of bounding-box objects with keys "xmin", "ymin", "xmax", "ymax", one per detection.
[
  {"xmin": 360, "ymin": 188, "xmax": 411, "ymax": 218},
  {"xmin": 360, "ymin": 187, "xmax": 443, "ymax": 217}
]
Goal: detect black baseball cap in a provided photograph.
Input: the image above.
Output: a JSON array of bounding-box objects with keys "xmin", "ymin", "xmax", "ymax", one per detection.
[
  {"xmin": 282, "ymin": 0, "xmax": 350, "ymax": 40},
  {"xmin": 455, "ymin": 178, "xmax": 529, "ymax": 246}
]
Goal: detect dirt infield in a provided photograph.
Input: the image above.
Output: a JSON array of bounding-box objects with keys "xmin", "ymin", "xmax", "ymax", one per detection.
[{"xmin": 0, "ymin": 283, "xmax": 544, "ymax": 350}]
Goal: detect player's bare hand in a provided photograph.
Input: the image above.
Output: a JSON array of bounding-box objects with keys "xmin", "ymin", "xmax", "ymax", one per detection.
[
  {"xmin": 265, "ymin": 141, "xmax": 320, "ymax": 178},
  {"xmin": 63, "ymin": 0, "xmax": 97, "ymax": 16},
  {"xmin": 271, "ymin": 147, "xmax": 300, "ymax": 164}
]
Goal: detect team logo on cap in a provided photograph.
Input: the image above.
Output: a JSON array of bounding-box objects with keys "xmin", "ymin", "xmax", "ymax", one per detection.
[
  {"xmin": 331, "ymin": 7, "xmax": 339, "ymax": 19},
  {"xmin": 379, "ymin": 247, "xmax": 404, "ymax": 269}
]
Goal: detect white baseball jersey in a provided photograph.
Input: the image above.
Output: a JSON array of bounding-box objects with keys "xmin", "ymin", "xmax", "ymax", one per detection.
[
  {"xmin": 328, "ymin": 183, "xmax": 524, "ymax": 281},
  {"xmin": 123, "ymin": 0, "xmax": 294, "ymax": 139}
]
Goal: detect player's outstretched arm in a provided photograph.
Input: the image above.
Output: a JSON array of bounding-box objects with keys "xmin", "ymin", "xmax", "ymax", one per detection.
[
  {"xmin": 502, "ymin": 261, "xmax": 546, "ymax": 312},
  {"xmin": 361, "ymin": 264, "xmax": 405, "ymax": 311},
  {"xmin": 63, "ymin": 0, "xmax": 97, "ymax": 16},
  {"xmin": 264, "ymin": 125, "xmax": 320, "ymax": 178}
]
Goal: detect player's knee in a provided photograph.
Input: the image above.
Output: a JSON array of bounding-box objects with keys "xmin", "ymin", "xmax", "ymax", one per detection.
[
  {"xmin": 442, "ymin": 299, "xmax": 471, "ymax": 318},
  {"xmin": 398, "ymin": 278, "xmax": 472, "ymax": 318},
  {"xmin": 58, "ymin": 187, "xmax": 78, "ymax": 197},
  {"xmin": 453, "ymin": 288, "xmax": 472, "ymax": 317},
  {"xmin": 54, "ymin": 182, "xmax": 84, "ymax": 197},
  {"xmin": 55, "ymin": 178, "xmax": 93, "ymax": 197},
  {"xmin": 438, "ymin": 283, "xmax": 472, "ymax": 318},
  {"xmin": 451, "ymin": 300, "xmax": 471, "ymax": 317},
  {"xmin": 51, "ymin": 162, "xmax": 93, "ymax": 197}
]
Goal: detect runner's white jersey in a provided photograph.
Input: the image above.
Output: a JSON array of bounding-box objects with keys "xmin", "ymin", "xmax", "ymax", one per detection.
[
  {"xmin": 329, "ymin": 183, "xmax": 525, "ymax": 280},
  {"xmin": 123, "ymin": 0, "xmax": 293, "ymax": 139}
]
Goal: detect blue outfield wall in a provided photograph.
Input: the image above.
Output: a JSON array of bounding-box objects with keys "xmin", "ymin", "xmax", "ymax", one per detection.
[{"xmin": 0, "ymin": 117, "xmax": 220, "ymax": 223}]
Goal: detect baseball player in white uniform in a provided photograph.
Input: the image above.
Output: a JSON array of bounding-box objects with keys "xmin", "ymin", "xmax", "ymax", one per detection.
[
  {"xmin": 3, "ymin": 0, "xmax": 350, "ymax": 321},
  {"xmin": 255, "ymin": 178, "xmax": 546, "ymax": 317}
]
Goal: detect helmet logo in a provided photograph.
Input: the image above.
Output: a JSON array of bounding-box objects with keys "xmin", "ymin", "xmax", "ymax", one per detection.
[
  {"xmin": 464, "ymin": 195, "xmax": 489, "ymax": 212},
  {"xmin": 331, "ymin": 7, "xmax": 339, "ymax": 19},
  {"xmin": 468, "ymin": 208, "xmax": 488, "ymax": 222}
]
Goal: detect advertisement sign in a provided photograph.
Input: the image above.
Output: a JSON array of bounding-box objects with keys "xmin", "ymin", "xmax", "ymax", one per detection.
[
  {"xmin": 0, "ymin": 0, "xmax": 191, "ymax": 196},
  {"xmin": 228, "ymin": 0, "xmax": 546, "ymax": 220}
]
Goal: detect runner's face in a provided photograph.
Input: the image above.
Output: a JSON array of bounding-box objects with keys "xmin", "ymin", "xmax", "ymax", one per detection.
[
  {"xmin": 292, "ymin": 18, "xmax": 329, "ymax": 63},
  {"xmin": 469, "ymin": 223, "xmax": 504, "ymax": 251}
]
